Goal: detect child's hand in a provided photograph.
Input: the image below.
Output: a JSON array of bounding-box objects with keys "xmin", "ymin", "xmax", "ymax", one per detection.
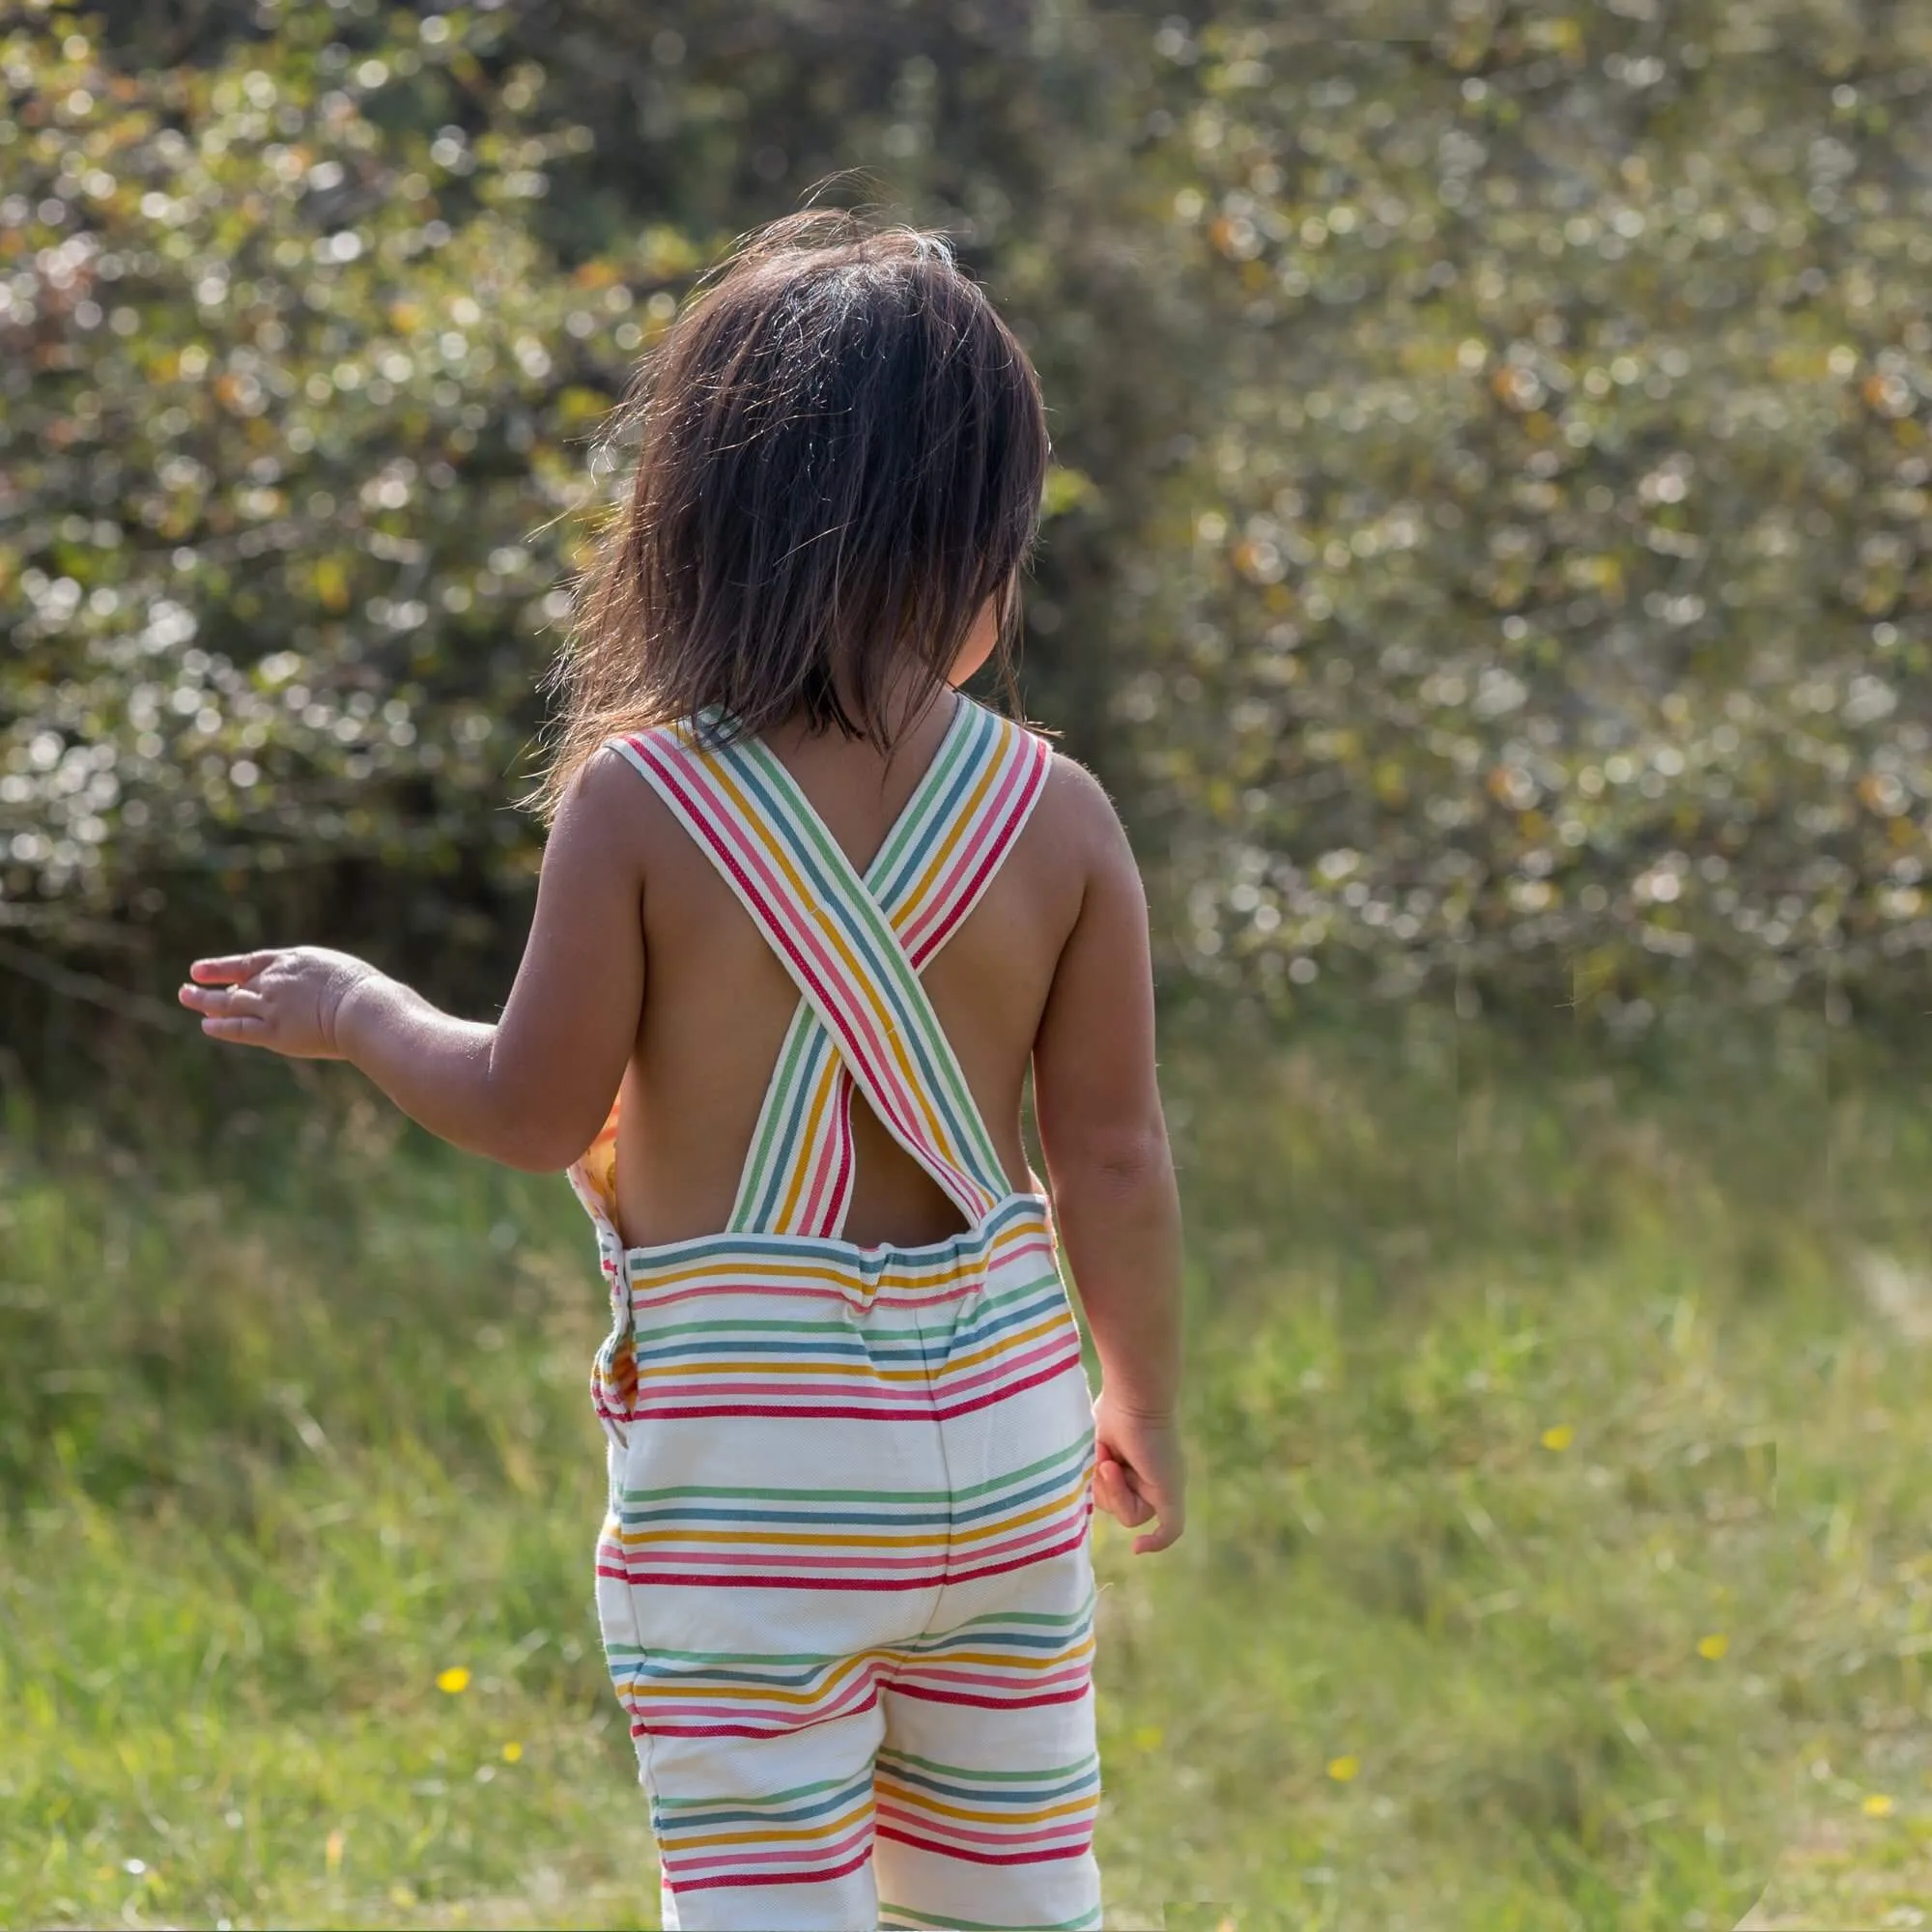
[
  {"xmin": 1091, "ymin": 1391, "xmax": 1186, "ymax": 1555},
  {"xmin": 179, "ymin": 948, "xmax": 380, "ymax": 1060}
]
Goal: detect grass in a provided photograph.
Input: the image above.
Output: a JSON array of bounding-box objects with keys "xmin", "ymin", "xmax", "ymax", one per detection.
[{"xmin": 5, "ymin": 998, "xmax": 1932, "ymax": 1928}]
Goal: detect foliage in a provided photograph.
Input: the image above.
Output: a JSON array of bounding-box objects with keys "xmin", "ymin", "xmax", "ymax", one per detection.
[
  {"xmin": 1126, "ymin": 5, "xmax": 1932, "ymax": 1021},
  {"xmin": 4, "ymin": 0, "xmax": 1932, "ymax": 1037}
]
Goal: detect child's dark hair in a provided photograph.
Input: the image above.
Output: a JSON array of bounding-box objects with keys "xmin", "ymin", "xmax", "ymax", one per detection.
[{"xmin": 536, "ymin": 210, "xmax": 1050, "ymax": 818}]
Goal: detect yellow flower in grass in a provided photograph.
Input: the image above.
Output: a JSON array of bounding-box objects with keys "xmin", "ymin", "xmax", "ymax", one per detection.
[
  {"xmin": 436, "ymin": 1664, "xmax": 471, "ymax": 1694},
  {"xmin": 1541, "ymin": 1425, "xmax": 1574, "ymax": 1452},
  {"xmin": 1696, "ymin": 1633, "xmax": 1729, "ymax": 1662},
  {"xmin": 1327, "ymin": 1755, "xmax": 1360, "ymax": 1783},
  {"xmin": 502, "ymin": 1741, "xmax": 524, "ymax": 1763},
  {"xmin": 1864, "ymin": 1794, "xmax": 1894, "ymax": 1818}
]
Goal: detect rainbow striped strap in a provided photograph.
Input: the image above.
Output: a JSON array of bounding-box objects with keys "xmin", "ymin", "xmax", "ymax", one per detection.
[
  {"xmin": 728, "ymin": 699, "xmax": 1048, "ymax": 1237},
  {"xmin": 612, "ymin": 698, "xmax": 1050, "ymax": 1233}
]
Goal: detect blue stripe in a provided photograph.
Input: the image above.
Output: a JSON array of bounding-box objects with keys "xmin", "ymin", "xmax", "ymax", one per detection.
[
  {"xmin": 728, "ymin": 696, "xmax": 981, "ymax": 1231},
  {"xmin": 654, "ymin": 1777, "xmax": 872, "ymax": 1832},
  {"xmin": 629, "ymin": 1277, "xmax": 1068, "ymax": 1369},
  {"xmin": 720, "ymin": 731, "xmax": 1009, "ymax": 1191},
  {"xmin": 622, "ymin": 1189, "xmax": 1045, "ymax": 1272},
  {"xmin": 617, "ymin": 1463, "xmax": 1088, "ymax": 1534}
]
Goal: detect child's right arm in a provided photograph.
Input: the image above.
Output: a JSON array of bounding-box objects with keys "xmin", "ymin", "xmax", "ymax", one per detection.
[{"xmin": 1032, "ymin": 760, "xmax": 1185, "ymax": 1554}]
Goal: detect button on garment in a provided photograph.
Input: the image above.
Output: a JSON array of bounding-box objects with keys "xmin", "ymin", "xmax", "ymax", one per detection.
[{"xmin": 568, "ymin": 698, "xmax": 1102, "ymax": 1932}]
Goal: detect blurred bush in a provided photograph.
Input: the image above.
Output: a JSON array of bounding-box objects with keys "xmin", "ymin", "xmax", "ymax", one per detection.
[
  {"xmin": 2, "ymin": 0, "xmax": 1929, "ymax": 1051},
  {"xmin": 1123, "ymin": 5, "xmax": 1932, "ymax": 1023}
]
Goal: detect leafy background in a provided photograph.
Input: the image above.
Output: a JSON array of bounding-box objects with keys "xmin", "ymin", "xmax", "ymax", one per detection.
[{"xmin": 5, "ymin": 0, "xmax": 1928, "ymax": 1051}]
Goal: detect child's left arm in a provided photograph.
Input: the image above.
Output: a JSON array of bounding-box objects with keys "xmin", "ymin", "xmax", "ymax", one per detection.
[{"xmin": 178, "ymin": 750, "xmax": 647, "ymax": 1172}]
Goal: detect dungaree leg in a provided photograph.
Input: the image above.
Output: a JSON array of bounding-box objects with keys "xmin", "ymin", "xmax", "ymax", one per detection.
[{"xmin": 643, "ymin": 1702, "xmax": 886, "ymax": 1931}]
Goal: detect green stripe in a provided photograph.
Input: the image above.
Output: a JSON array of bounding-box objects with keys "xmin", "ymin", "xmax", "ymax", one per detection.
[
  {"xmin": 737, "ymin": 734, "xmax": 1007, "ymax": 1184},
  {"xmin": 880, "ymin": 1748, "xmax": 1100, "ymax": 1785},
  {"xmin": 619, "ymin": 1435, "xmax": 1091, "ymax": 1506},
  {"xmin": 719, "ymin": 716, "xmax": 1012, "ymax": 1196},
  {"xmin": 729, "ymin": 998, "xmax": 825, "ymax": 1231},
  {"xmin": 868, "ymin": 697, "xmax": 988, "ymax": 891},
  {"xmin": 880, "ymin": 1900, "xmax": 1102, "ymax": 1928},
  {"xmin": 652, "ymin": 1769, "xmax": 861, "ymax": 1813},
  {"xmin": 730, "ymin": 695, "xmax": 984, "ymax": 1231}
]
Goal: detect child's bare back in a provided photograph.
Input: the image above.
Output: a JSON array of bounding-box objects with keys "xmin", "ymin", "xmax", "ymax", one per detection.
[{"xmin": 609, "ymin": 695, "xmax": 1132, "ymax": 1252}]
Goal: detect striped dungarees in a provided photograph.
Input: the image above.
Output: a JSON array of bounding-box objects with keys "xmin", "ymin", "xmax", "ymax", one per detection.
[{"xmin": 568, "ymin": 698, "xmax": 1103, "ymax": 1931}]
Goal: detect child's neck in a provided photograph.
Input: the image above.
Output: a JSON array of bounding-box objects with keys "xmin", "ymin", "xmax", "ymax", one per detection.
[{"xmin": 784, "ymin": 658, "xmax": 957, "ymax": 750}]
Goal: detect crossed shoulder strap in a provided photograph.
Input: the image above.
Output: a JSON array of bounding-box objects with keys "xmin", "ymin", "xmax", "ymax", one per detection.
[{"xmin": 603, "ymin": 697, "xmax": 1050, "ymax": 1238}]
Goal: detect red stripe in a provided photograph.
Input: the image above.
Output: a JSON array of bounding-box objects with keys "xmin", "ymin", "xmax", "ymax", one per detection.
[
  {"xmin": 628, "ymin": 735, "xmax": 982, "ymax": 1206},
  {"xmin": 626, "ymin": 738, "xmax": 924, "ymax": 1133},
  {"xmin": 612, "ymin": 1513, "xmax": 1082, "ymax": 1583},
  {"xmin": 599, "ymin": 1348, "xmax": 1084, "ymax": 1426},
  {"xmin": 607, "ymin": 1564, "xmax": 947, "ymax": 1592},
  {"xmin": 936, "ymin": 1527, "xmax": 1093, "ymax": 1588},
  {"xmin": 885, "ymin": 1680, "xmax": 1091, "ymax": 1712},
  {"xmin": 872, "ymin": 1825, "xmax": 1091, "ymax": 1867},
  {"xmin": 611, "ymin": 1402, "xmax": 943, "ymax": 1423},
  {"xmin": 818, "ymin": 1090, "xmax": 855, "ymax": 1236},
  {"xmin": 622, "ymin": 1225, "xmax": 1054, "ymax": 1305},
  {"xmin": 932, "ymin": 1349, "xmax": 1089, "ymax": 1419},
  {"xmin": 627, "ymin": 1684, "xmax": 880, "ymax": 1739},
  {"xmin": 667, "ymin": 1844, "xmax": 874, "ymax": 1894},
  {"xmin": 609, "ymin": 1349, "xmax": 1086, "ymax": 1425},
  {"xmin": 896, "ymin": 743, "xmax": 1027, "ymax": 958},
  {"xmin": 875, "ymin": 1801, "xmax": 1094, "ymax": 1851},
  {"xmin": 628, "ymin": 1278, "xmax": 968, "ymax": 1316},
  {"xmin": 605, "ymin": 1525, "xmax": 1090, "ymax": 1595},
  {"xmin": 900, "ymin": 739, "xmax": 1044, "ymax": 958},
  {"xmin": 639, "ymin": 1717, "xmax": 865, "ymax": 1740},
  {"xmin": 935, "ymin": 1331, "xmax": 1082, "ymax": 1400},
  {"xmin": 799, "ymin": 1077, "xmax": 850, "ymax": 1237}
]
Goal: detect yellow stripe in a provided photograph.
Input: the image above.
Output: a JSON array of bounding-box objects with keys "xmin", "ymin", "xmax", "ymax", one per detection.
[
  {"xmin": 628, "ymin": 1312, "xmax": 1072, "ymax": 1385},
  {"xmin": 631, "ymin": 1358, "xmax": 932, "ymax": 1385},
  {"xmin": 873, "ymin": 1785, "xmax": 1098, "ymax": 1830},
  {"xmin": 937, "ymin": 1310, "xmax": 1075, "ymax": 1380},
  {"xmin": 670, "ymin": 1796, "xmax": 874, "ymax": 1854},
  {"xmin": 952, "ymin": 1483, "xmax": 1091, "ymax": 1548},
  {"xmin": 696, "ymin": 750, "xmax": 978, "ymax": 1188},
  {"xmin": 771, "ymin": 1055, "xmax": 843, "ymax": 1233},
  {"xmin": 626, "ymin": 1634, "xmax": 1094, "ymax": 1709},
  {"xmin": 893, "ymin": 722, "xmax": 1016, "ymax": 934},
  {"xmin": 627, "ymin": 1208, "xmax": 1050, "ymax": 1295},
  {"xmin": 616, "ymin": 1482, "xmax": 1087, "ymax": 1552},
  {"xmin": 759, "ymin": 721, "xmax": 1023, "ymax": 1232},
  {"xmin": 902, "ymin": 1638, "xmax": 1096, "ymax": 1673},
  {"xmin": 632, "ymin": 1651, "xmax": 876, "ymax": 1707}
]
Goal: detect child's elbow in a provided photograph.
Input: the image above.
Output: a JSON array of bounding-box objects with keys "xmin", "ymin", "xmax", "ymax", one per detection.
[
  {"xmin": 482, "ymin": 1109, "xmax": 603, "ymax": 1176},
  {"xmin": 497, "ymin": 1139, "xmax": 582, "ymax": 1176},
  {"xmin": 1055, "ymin": 1124, "xmax": 1174, "ymax": 1197}
]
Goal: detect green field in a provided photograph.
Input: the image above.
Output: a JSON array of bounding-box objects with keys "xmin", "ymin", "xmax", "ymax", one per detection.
[{"xmin": 7, "ymin": 1005, "xmax": 1932, "ymax": 1929}]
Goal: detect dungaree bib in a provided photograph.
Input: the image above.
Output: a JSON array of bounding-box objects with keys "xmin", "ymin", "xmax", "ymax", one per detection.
[{"xmin": 568, "ymin": 697, "xmax": 1103, "ymax": 1931}]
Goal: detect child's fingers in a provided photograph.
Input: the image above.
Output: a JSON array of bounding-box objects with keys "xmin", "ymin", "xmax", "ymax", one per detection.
[
  {"xmin": 199, "ymin": 1013, "xmax": 270, "ymax": 1047},
  {"xmin": 180, "ymin": 981, "xmax": 265, "ymax": 1017},
  {"xmin": 188, "ymin": 952, "xmax": 271, "ymax": 985},
  {"xmin": 1094, "ymin": 1457, "xmax": 1155, "ymax": 1528},
  {"xmin": 1131, "ymin": 1519, "xmax": 1183, "ymax": 1555},
  {"xmin": 1128, "ymin": 1476, "xmax": 1182, "ymax": 1553},
  {"xmin": 1092, "ymin": 1459, "xmax": 1126, "ymax": 1521}
]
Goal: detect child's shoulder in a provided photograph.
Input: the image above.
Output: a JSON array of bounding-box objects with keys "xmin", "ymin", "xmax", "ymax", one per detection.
[{"xmin": 1024, "ymin": 735, "xmax": 1135, "ymax": 871}]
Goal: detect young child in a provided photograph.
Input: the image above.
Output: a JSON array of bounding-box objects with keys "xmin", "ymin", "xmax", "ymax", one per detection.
[{"xmin": 181, "ymin": 211, "xmax": 1184, "ymax": 1932}]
